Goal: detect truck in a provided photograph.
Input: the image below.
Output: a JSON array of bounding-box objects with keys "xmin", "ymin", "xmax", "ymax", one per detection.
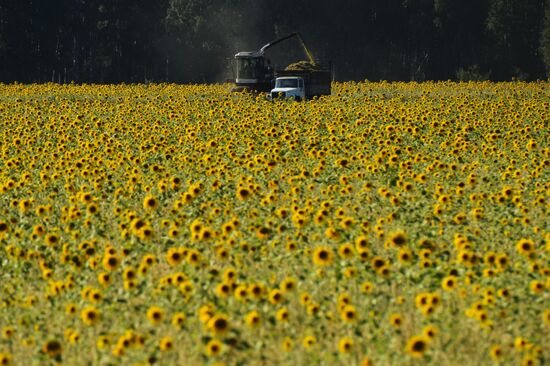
[
  {"xmin": 231, "ymin": 32, "xmax": 331, "ymax": 97},
  {"xmin": 270, "ymin": 68, "xmax": 331, "ymax": 101}
]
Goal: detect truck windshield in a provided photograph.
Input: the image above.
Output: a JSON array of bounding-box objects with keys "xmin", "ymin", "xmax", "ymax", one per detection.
[
  {"xmin": 236, "ymin": 57, "xmax": 263, "ymax": 80},
  {"xmin": 277, "ymin": 79, "xmax": 299, "ymax": 88}
]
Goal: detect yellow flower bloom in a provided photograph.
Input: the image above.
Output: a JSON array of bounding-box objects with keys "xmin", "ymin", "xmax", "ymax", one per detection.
[
  {"xmin": 338, "ymin": 337, "xmax": 353, "ymax": 353},
  {"xmin": 245, "ymin": 311, "xmax": 261, "ymax": 328},
  {"xmin": 303, "ymin": 335, "xmax": 316, "ymax": 349},
  {"xmin": 205, "ymin": 339, "xmax": 223, "ymax": 357},
  {"xmin": 81, "ymin": 306, "xmax": 100, "ymax": 326},
  {"xmin": 207, "ymin": 314, "xmax": 230, "ymax": 336},
  {"xmin": 405, "ymin": 335, "xmax": 429, "ymax": 358},
  {"xmin": 312, "ymin": 246, "xmax": 333, "ymax": 266},
  {"xmin": 146, "ymin": 306, "xmax": 164, "ymax": 325}
]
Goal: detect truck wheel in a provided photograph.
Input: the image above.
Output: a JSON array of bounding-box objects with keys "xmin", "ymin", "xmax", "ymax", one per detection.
[{"xmin": 294, "ymin": 96, "xmax": 302, "ymax": 102}]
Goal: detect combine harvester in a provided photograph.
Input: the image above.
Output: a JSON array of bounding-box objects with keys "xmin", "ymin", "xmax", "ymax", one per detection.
[{"xmin": 231, "ymin": 33, "xmax": 331, "ymax": 100}]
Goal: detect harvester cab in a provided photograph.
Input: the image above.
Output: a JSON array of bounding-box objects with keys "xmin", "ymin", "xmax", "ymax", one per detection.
[{"xmin": 233, "ymin": 51, "xmax": 273, "ymax": 93}]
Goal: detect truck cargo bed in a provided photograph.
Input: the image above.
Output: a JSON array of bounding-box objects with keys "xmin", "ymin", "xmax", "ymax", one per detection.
[{"xmin": 275, "ymin": 69, "xmax": 331, "ymax": 99}]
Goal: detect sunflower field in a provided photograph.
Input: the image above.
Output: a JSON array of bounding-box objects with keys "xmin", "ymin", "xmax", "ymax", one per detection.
[{"xmin": 0, "ymin": 81, "xmax": 548, "ymax": 366}]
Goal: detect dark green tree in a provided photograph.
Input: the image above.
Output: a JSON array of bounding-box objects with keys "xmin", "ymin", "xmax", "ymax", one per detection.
[
  {"xmin": 1, "ymin": 0, "xmax": 549, "ymax": 82},
  {"xmin": 541, "ymin": 0, "xmax": 550, "ymax": 76},
  {"xmin": 487, "ymin": 0, "xmax": 546, "ymax": 80},
  {"xmin": 432, "ymin": 0, "xmax": 490, "ymax": 80}
]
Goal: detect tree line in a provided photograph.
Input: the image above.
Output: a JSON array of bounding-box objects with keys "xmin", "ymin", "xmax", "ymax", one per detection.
[{"xmin": 0, "ymin": 0, "xmax": 549, "ymax": 83}]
